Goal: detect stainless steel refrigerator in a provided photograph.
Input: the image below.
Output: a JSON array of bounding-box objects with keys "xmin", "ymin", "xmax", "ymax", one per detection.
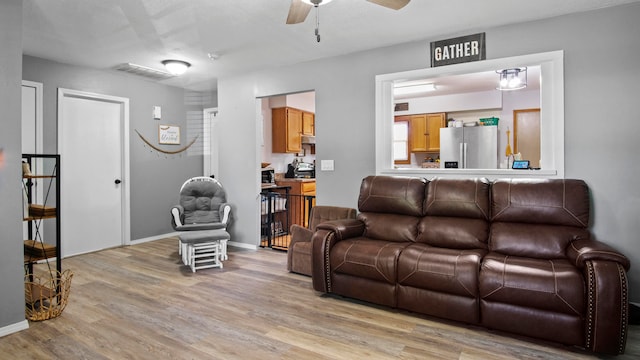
[{"xmin": 440, "ymin": 126, "xmax": 498, "ymax": 169}]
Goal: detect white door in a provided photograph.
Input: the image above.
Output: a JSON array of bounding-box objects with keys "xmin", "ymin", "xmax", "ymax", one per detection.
[{"xmin": 58, "ymin": 88, "xmax": 130, "ymax": 257}]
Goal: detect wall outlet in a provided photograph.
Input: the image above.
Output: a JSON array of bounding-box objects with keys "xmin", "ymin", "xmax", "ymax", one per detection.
[{"xmin": 320, "ymin": 160, "xmax": 334, "ymax": 171}]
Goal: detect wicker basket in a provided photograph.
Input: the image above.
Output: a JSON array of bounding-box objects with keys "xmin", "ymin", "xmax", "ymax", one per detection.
[{"xmin": 24, "ymin": 269, "xmax": 73, "ymax": 321}]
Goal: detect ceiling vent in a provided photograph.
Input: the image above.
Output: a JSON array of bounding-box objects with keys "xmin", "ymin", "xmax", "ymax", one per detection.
[{"xmin": 113, "ymin": 63, "xmax": 175, "ymax": 80}]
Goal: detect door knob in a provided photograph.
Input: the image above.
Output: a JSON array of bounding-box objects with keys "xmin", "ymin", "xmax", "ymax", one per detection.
[{"xmin": 115, "ymin": 179, "xmax": 122, "ymax": 185}]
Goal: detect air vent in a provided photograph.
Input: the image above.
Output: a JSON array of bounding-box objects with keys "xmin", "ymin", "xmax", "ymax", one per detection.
[
  {"xmin": 395, "ymin": 102, "xmax": 409, "ymax": 111},
  {"xmin": 113, "ymin": 63, "xmax": 175, "ymax": 80}
]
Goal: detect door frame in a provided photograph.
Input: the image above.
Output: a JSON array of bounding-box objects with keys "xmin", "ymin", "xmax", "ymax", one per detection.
[
  {"xmin": 22, "ymin": 81, "xmax": 44, "ymax": 237},
  {"xmin": 21, "ymin": 80, "xmax": 44, "ymax": 154},
  {"xmin": 203, "ymin": 107, "xmax": 219, "ymax": 178},
  {"xmin": 57, "ymin": 88, "xmax": 131, "ymax": 248}
]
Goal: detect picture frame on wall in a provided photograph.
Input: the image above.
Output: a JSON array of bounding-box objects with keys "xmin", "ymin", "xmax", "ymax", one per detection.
[{"xmin": 159, "ymin": 125, "xmax": 180, "ymax": 145}]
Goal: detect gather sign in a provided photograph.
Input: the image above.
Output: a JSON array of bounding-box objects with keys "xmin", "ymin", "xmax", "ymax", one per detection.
[{"xmin": 430, "ymin": 33, "xmax": 486, "ymax": 67}]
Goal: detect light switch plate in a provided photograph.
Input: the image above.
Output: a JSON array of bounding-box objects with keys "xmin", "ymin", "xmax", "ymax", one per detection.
[
  {"xmin": 320, "ymin": 160, "xmax": 334, "ymax": 171},
  {"xmin": 153, "ymin": 106, "xmax": 161, "ymax": 120}
]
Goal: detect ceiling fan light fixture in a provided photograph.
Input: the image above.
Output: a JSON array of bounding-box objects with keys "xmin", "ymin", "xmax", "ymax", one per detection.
[
  {"xmin": 301, "ymin": 0, "xmax": 334, "ymax": 6},
  {"xmin": 162, "ymin": 60, "xmax": 191, "ymax": 76}
]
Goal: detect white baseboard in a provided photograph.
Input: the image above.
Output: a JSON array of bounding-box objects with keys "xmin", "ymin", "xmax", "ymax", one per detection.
[
  {"xmin": 229, "ymin": 240, "xmax": 258, "ymax": 250},
  {"xmin": 0, "ymin": 320, "xmax": 29, "ymax": 338},
  {"xmin": 132, "ymin": 232, "xmax": 259, "ymax": 250},
  {"xmin": 131, "ymin": 232, "xmax": 180, "ymax": 244}
]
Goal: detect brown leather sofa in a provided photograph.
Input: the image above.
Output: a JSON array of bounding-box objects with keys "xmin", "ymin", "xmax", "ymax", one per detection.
[{"xmin": 312, "ymin": 176, "xmax": 630, "ymax": 354}]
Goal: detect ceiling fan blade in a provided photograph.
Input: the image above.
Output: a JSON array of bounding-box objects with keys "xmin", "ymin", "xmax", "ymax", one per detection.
[
  {"xmin": 286, "ymin": 0, "xmax": 313, "ymax": 24},
  {"xmin": 366, "ymin": 0, "xmax": 410, "ymax": 10}
]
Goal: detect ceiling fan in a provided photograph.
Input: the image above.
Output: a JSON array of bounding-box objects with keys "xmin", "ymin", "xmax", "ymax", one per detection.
[{"xmin": 287, "ymin": 0, "xmax": 411, "ymax": 42}]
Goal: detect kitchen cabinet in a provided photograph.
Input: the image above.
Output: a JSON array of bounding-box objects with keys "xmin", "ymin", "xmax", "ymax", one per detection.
[
  {"xmin": 410, "ymin": 112, "xmax": 446, "ymax": 152},
  {"xmin": 302, "ymin": 111, "xmax": 315, "ymax": 136},
  {"xmin": 272, "ymin": 107, "xmax": 303, "ymax": 153}
]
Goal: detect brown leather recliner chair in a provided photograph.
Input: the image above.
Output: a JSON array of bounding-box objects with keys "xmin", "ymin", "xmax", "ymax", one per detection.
[{"xmin": 287, "ymin": 206, "xmax": 357, "ymax": 276}]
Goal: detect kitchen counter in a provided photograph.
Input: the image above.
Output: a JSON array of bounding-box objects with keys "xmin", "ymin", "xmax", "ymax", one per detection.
[{"xmin": 277, "ymin": 178, "xmax": 316, "ymax": 182}]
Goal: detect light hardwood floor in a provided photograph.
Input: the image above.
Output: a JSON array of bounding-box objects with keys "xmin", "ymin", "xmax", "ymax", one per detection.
[{"xmin": 2, "ymin": 237, "xmax": 638, "ymax": 359}]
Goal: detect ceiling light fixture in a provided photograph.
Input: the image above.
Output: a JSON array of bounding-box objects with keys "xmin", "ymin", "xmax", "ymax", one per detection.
[
  {"xmin": 301, "ymin": 0, "xmax": 333, "ymax": 5},
  {"xmin": 497, "ymin": 67, "xmax": 527, "ymax": 91},
  {"xmin": 162, "ymin": 60, "xmax": 191, "ymax": 76},
  {"xmin": 393, "ymin": 81, "xmax": 437, "ymax": 96}
]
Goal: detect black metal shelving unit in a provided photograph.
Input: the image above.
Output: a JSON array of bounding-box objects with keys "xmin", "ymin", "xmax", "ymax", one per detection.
[{"xmin": 22, "ymin": 154, "xmax": 61, "ymax": 275}]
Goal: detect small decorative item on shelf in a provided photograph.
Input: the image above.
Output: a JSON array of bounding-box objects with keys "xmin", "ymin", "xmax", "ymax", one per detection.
[{"xmin": 22, "ymin": 161, "xmax": 32, "ymax": 176}]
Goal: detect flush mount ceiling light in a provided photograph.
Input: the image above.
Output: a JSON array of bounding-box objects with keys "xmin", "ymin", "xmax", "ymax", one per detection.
[
  {"xmin": 393, "ymin": 81, "xmax": 437, "ymax": 96},
  {"xmin": 162, "ymin": 60, "xmax": 191, "ymax": 76},
  {"xmin": 497, "ymin": 67, "xmax": 527, "ymax": 91}
]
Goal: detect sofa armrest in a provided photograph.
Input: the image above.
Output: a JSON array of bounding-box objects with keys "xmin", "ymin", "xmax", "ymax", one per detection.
[
  {"xmin": 582, "ymin": 260, "xmax": 629, "ymax": 354},
  {"xmin": 312, "ymin": 219, "xmax": 365, "ymax": 293},
  {"xmin": 315, "ymin": 218, "xmax": 366, "ymax": 241},
  {"xmin": 567, "ymin": 239, "xmax": 630, "ymax": 354},
  {"xmin": 289, "ymin": 225, "xmax": 313, "ymax": 246},
  {"xmin": 287, "ymin": 225, "xmax": 313, "ymax": 271},
  {"xmin": 567, "ymin": 239, "xmax": 630, "ymax": 271}
]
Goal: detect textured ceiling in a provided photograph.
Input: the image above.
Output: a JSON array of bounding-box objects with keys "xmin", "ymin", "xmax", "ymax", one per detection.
[{"xmin": 22, "ymin": 0, "xmax": 640, "ymax": 92}]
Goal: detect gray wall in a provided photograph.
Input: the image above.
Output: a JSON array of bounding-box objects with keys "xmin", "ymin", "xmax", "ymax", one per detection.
[
  {"xmin": 0, "ymin": 0, "xmax": 27, "ymax": 331},
  {"xmin": 22, "ymin": 56, "xmax": 212, "ymax": 240},
  {"xmin": 218, "ymin": 3, "xmax": 640, "ymax": 301}
]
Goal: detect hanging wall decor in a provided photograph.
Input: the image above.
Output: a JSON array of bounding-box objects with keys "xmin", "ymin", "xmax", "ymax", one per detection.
[{"xmin": 135, "ymin": 129, "xmax": 198, "ymax": 155}]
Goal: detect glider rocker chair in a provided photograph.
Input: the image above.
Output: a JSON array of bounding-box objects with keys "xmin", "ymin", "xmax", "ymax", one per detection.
[
  {"xmin": 287, "ymin": 206, "xmax": 357, "ymax": 276},
  {"xmin": 171, "ymin": 176, "xmax": 232, "ymax": 272}
]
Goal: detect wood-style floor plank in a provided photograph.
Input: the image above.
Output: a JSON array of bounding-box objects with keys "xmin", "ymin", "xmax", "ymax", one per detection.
[{"xmin": 2, "ymin": 236, "xmax": 638, "ymax": 359}]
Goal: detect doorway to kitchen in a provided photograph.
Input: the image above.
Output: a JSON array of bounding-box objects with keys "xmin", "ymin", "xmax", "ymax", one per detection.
[{"xmin": 259, "ymin": 91, "xmax": 316, "ymax": 250}]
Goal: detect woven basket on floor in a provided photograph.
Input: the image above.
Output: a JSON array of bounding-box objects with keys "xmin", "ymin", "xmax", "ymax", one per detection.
[{"xmin": 24, "ymin": 269, "xmax": 73, "ymax": 321}]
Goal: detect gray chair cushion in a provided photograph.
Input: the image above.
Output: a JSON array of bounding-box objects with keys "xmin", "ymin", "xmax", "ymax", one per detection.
[
  {"xmin": 179, "ymin": 230, "xmax": 230, "ymax": 244},
  {"xmin": 180, "ymin": 178, "xmax": 226, "ymax": 224}
]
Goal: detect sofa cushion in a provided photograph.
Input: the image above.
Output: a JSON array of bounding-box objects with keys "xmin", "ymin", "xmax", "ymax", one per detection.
[
  {"xmin": 398, "ymin": 244, "xmax": 486, "ymax": 298},
  {"xmin": 479, "ymin": 253, "xmax": 585, "ymax": 316},
  {"xmin": 491, "ymin": 179, "xmax": 590, "ymax": 227},
  {"xmin": 424, "ymin": 178, "xmax": 491, "ymax": 220},
  {"xmin": 490, "ymin": 222, "xmax": 590, "ymax": 258},
  {"xmin": 359, "ymin": 212, "xmax": 420, "ymax": 243},
  {"xmin": 416, "ymin": 217, "xmax": 489, "ymax": 249},
  {"xmin": 330, "ymin": 238, "xmax": 409, "ymax": 284},
  {"xmin": 358, "ymin": 175, "xmax": 427, "ymax": 216}
]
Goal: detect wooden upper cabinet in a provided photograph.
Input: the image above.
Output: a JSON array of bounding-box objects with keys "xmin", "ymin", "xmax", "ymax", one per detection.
[
  {"xmin": 272, "ymin": 107, "xmax": 302, "ymax": 153},
  {"xmin": 410, "ymin": 112, "xmax": 446, "ymax": 152},
  {"xmin": 302, "ymin": 111, "xmax": 315, "ymax": 136}
]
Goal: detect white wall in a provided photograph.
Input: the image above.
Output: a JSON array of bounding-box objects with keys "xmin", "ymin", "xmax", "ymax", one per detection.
[{"xmin": 217, "ymin": 3, "xmax": 640, "ymax": 301}]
